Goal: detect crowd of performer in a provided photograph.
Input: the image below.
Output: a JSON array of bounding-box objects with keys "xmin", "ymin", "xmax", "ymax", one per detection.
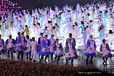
[
  {"xmin": 0, "ymin": 32, "xmax": 113, "ymax": 65},
  {"xmin": 0, "ymin": 1, "xmax": 114, "ymax": 65}
]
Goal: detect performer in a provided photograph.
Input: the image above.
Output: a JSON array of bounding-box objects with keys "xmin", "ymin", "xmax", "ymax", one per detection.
[
  {"xmin": 74, "ymin": 22, "xmax": 79, "ymax": 38},
  {"xmin": 38, "ymin": 35, "xmax": 50, "ymax": 62},
  {"xmin": 5, "ymin": 35, "xmax": 15, "ymax": 59},
  {"xmin": 43, "ymin": 26, "xmax": 50, "ymax": 38},
  {"xmin": 88, "ymin": 20, "xmax": 93, "ymax": 33},
  {"xmin": 100, "ymin": 39, "xmax": 112, "ymax": 65},
  {"xmin": 65, "ymin": 33, "xmax": 78, "ymax": 65},
  {"xmin": 52, "ymin": 26, "xmax": 57, "ymax": 38},
  {"xmin": 16, "ymin": 32, "xmax": 26, "ymax": 60},
  {"xmin": 107, "ymin": 30, "xmax": 114, "ymax": 49},
  {"xmin": 25, "ymin": 35, "xmax": 32, "ymax": 60},
  {"xmin": 37, "ymin": 33, "xmax": 44, "ymax": 60},
  {"xmin": 38, "ymin": 33, "xmax": 44, "ymax": 51},
  {"xmin": 30, "ymin": 37, "xmax": 38, "ymax": 62},
  {"xmin": 0, "ymin": 34, "xmax": 4, "ymax": 58},
  {"xmin": 48, "ymin": 35, "xmax": 55, "ymax": 62},
  {"xmin": 83, "ymin": 27, "xmax": 87, "ymax": 46},
  {"xmin": 103, "ymin": 10, "xmax": 108, "ymax": 22},
  {"xmin": 98, "ymin": 25, "xmax": 105, "ymax": 40},
  {"xmin": 24, "ymin": 25, "xmax": 30, "ymax": 36},
  {"xmin": 1, "ymin": 21, "xmax": 5, "ymax": 37},
  {"xmin": 80, "ymin": 21, "xmax": 85, "ymax": 37},
  {"xmin": 54, "ymin": 39, "xmax": 63, "ymax": 63},
  {"xmin": 85, "ymin": 35, "xmax": 96, "ymax": 63},
  {"xmin": 72, "ymin": 25, "xmax": 77, "ymax": 40}
]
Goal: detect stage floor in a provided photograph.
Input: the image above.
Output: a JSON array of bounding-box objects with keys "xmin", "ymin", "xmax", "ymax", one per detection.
[{"xmin": 0, "ymin": 51, "xmax": 114, "ymax": 74}]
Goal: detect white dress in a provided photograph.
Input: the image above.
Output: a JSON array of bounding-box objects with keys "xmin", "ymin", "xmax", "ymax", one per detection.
[
  {"xmin": 50, "ymin": 39, "xmax": 55, "ymax": 53},
  {"xmin": 30, "ymin": 41, "xmax": 38, "ymax": 60},
  {"xmin": 25, "ymin": 39, "xmax": 31, "ymax": 53}
]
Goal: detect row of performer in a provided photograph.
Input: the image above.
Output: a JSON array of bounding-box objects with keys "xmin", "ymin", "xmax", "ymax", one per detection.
[{"xmin": 0, "ymin": 32, "xmax": 112, "ymax": 65}]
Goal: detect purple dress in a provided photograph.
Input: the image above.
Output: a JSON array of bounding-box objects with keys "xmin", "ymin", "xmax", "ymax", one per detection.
[
  {"xmin": 53, "ymin": 43, "xmax": 63, "ymax": 57},
  {"xmin": 16, "ymin": 36, "xmax": 21, "ymax": 52},
  {"xmin": 16, "ymin": 36, "xmax": 27, "ymax": 52},
  {"xmin": 38, "ymin": 37, "xmax": 44, "ymax": 52},
  {"xmin": 5, "ymin": 38, "xmax": 15, "ymax": 53},
  {"xmin": 0, "ymin": 39, "xmax": 4, "ymax": 54},
  {"xmin": 85, "ymin": 40, "xmax": 96, "ymax": 56},
  {"xmin": 38, "ymin": 39, "xmax": 50, "ymax": 55},
  {"xmin": 48, "ymin": 38, "xmax": 55, "ymax": 54},
  {"xmin": 65, "ymin": 38, "xmax": 78, "ymax": 60},
  {"xmin": 100, "ymin": 43, "xmax": 112, "ymax": 58}
]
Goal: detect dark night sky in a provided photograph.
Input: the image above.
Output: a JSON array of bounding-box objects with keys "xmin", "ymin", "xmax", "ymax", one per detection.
[{"xmin": 1, "ymin": 0, "xmax": 112, "ymax": 9}]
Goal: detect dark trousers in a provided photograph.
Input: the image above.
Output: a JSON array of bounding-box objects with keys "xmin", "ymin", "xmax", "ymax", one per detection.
[
  {"xmin": 66, "ymin": 59, "xmax": 74, "ymax": 65},
  {"xmin": 51, "ymin": 54, "xmax": 53, "ymax": 62},
  {"xmin": 40, "ymin": 54, "xmax": 49, "ymax": 62},
  {"xmin": 102, "ymin": 57, "xmax": 108, "ymax": 64},
  {"xmin": 8, "ymin": 51, "xmax": 13, "ymax": 59},
  {"xmin": 26, "ymin": 53, "xmax": 31, "ymax": 60},
  {"xmin": 17, "ymin": 51, "xmax": 24, "ymax": 60},
  {"xmin": 45, "ymin": 54, "xmax": 49, "ymax": 61},
  {"xmin": 55, "ymin": 56, "xmax": 60, "ymax": 63},
  {"xmin": 86, "ymin": 56, "xmax": 93, "ymax": 62},
  {"xmin": 40, "ymin": 55, "xmax": 44, "ymax": 62}
]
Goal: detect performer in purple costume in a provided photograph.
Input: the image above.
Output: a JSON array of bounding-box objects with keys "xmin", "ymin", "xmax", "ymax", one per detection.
[
  {"xmin": 0, "ymin": 34, "xmax": 4, "ymax": 56},
  {"xmin": 65, "ymin": 33, "xmax": 78, "ymax": 65},
  {"xmin": 5, "ymin": 35, "xmax": 15, "ymax": 59},
  {"xmin": 85, "ymin": 35, "xmax": 96, "ymax": 63},
  {"xmin": 48, "ymin": 35, "xmax": 55, "ymax": 62},
  {"xmin": 100, "ymin": 39, "xmax": 112, "ymax": 65},
  {"xmin": 53, "ymin": 39, "xmax": 63, "ymax": 63}
]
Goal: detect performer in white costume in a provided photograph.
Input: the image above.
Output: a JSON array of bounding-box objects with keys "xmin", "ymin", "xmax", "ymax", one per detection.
[{"xmin": 30, "ymin": 37, "xmax": 38, "ymax": 62}]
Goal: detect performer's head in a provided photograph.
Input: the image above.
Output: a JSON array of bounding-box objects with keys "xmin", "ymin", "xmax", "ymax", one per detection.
[
  {"xmin": 18, "ymin": 32, "xmax": 20, "ymax": 36},
  {"xmin": 21, "ymin": 32, "xmax": 24, "ymax": 36},
  {"xmin": 51, "ymin": 35, "xmax": 54, "ymax": 39},
  {"xmin": 26, "ymin": 35, "xmax": 29, "ymax": 39},
  {"xmin": 109, "ymin": 30, "xmax": 113, "ymax": 34},
  {"xmin": 53, "ymin": 26, "xmax": 55, "ymax": 29},
  {"xmin": 44, "ymin": 35, "xmax": 48, "ymax": 39},
  {"xmin": 102, "ymin": 39, "xmax": 106, "ymax": 44},
  {"xmin": 72, "ymin": 25, "xmax": 75, "ymax": 29},
  {"xmin": 45, "ymin": 26, "xmax": 48, "ymax": 29},
  {"xmin": 32, "ymin": 37, "xmax": 35, "ymax": 41},
  {"xmin": 69, "ymin": 33, "xmax": 72, "ymax": 38},
  {"xmin": 25, "ymin": 25, "xmax": 28, "ymax": 28},
  {"xmin": 37, "ymin": 22, "xmax": 40, "ymax": 25},
  {"xmin": 89, "ymin": 35, "xmax": 93, "ymax": 40},
  {"xmin": 9, "ymin": 35, "xmax": 12, "ymax": 39},
  {"xmin": 40, "ymin": 33, "xmax": 43, "ymax": 37},
  {"xmin": 90, "ymin": 20, "xmax": 93, "ymax": 23},
  {"xmin": 81, "ymin": 21, "xmax": 84, "ymax": 25},
  {"xmin": 56, "ymin": 39, "xmax": 59, "ymax": 43},
  {"xmin": 100, "ymin": 25, "xmax": 104, "ymax": 28}
]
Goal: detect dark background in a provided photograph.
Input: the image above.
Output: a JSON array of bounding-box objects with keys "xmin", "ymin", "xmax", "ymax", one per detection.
[
  {"xmin": 0, "ymin": 0, "xmax": 1, "ymax": 5},
  {"xmin": 1, "ymin": 0, "xmax": 113, "ymax": 10}
]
